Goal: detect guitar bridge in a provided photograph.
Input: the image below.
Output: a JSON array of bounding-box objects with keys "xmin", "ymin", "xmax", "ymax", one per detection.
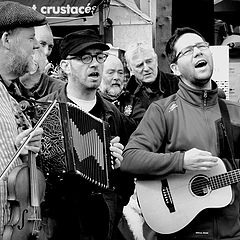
[{"xmin": 161, "ymin": 179, "xmax": 175, "ymax": 213}]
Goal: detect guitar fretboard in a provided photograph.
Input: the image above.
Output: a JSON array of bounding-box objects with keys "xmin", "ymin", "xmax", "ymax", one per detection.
[{"xmin": 210, "ymin": 169, "xmax": 240, "ymax": 189}]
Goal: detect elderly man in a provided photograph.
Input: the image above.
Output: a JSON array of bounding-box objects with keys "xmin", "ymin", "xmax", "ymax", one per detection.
[
  {"xmin": 99, "ymin": 54, "xmax": 125, "ymax": 101},
  {"xmin": 0, "ymin": 1, "xmax": 44, "ymax": 237},
  {"xmin": 124, "ymin": 42, "xmax": 179, "ymax": 124},
  {"xmin": 35, "ymin": 24, "xmax": 54, "ymax": 59},
  {"xmin": 38, "ymin": 29, "xmax": 136, "ymax": 240},
  {"xmin": 34, "ymin": 23, "xmax": 57, "ymax": 75},
  {"xmin": 98, "ymin": 54, "xmax": 134, "ymax": 115}
]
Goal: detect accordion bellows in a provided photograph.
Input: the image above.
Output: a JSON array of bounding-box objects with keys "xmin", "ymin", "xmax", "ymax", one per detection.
[{"xmin": 34, "ymin": 101, "xmax": 114, "ymax": 189}]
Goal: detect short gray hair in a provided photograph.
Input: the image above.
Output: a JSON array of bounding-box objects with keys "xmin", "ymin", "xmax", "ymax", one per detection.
[{"xmin": 125, "ymin": 42, "xmax": 157, "ymax": 70}]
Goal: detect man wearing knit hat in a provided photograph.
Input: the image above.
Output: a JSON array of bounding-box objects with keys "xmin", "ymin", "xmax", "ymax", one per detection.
[
  {"xmin": 0, "ymin": 1, "xmax": 46, "ymax": 238},
  {"xmin": 38, "ymin": 29, "xmax": 136, "ymax": 240}
]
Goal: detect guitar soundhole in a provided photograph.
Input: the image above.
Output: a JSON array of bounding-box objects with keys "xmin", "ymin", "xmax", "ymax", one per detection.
[{"xmin": 190, "ymin": 175, "xmax": 210, "ymax": 197}]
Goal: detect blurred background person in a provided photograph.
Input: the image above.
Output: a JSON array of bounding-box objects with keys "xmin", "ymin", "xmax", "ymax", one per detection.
[
  {"xmin": 18, "ymin": 48, "xmax": 65, "ymax": 100},
  {"xmin": 35, "ymin": 23, "xmax": 55, "ymax": 75},
  {"xmin": 34, "ymin": 23, "xmax": 67, "ymax": 81}
]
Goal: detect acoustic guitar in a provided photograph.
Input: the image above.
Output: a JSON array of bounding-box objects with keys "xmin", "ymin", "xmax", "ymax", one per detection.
[{"xmin": 136, "ymin": 158, "xmax": 239, "ymax": 234}]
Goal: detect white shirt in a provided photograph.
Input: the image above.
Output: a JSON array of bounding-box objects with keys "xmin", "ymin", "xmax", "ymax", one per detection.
[{"xmin": 67, "ymin": 94, "xmax": 96, "ymax": 113}]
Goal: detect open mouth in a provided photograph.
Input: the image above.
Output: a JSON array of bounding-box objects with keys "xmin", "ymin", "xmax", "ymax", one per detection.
[
  {"xmin": 89, "ymin": 72, "xmax": 100, "ymax": 77},
  {"xmin": 195, "ymin": 60, "xmax": 207, "ymax": 68}
]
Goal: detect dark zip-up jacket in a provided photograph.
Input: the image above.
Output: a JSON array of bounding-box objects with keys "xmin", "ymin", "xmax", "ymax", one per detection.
[{"xmin": 121, "ymin": 80, "xmax": 240, "ymax": 239}]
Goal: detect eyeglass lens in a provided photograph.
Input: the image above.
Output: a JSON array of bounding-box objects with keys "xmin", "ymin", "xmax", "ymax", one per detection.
[{"xmin": 175, "ymin": 42, "xmax": 209, "ymax": 62}]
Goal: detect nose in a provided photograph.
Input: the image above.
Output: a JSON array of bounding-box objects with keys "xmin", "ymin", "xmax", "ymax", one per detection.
[
  {"xmin": 143, "ymin": 62, "xmax": 150, "ymax": 71},
  {"xmin": 33, "ymin": 37, "xmax": 40, "ymax": 50},
  {"xmin": 113, "ymin": 72, "xmax": 120, "ymax": 80},
  {"xmin": 193, "ymin": 46, "xmax": 202, "ymax": 55},
  {"xmin": 42, "ymin": 46, "xmax": 50, "ymax": 57}
]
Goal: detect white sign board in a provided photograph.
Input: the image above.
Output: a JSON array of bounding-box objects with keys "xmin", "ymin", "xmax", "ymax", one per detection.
[{"xmin": 210, "ymin": 46, "xmax": 229, "ymax": 100}]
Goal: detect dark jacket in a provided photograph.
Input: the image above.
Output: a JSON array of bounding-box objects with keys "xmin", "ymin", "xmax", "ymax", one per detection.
[
  {"xmin": 123, "ymin": 69, "xmax": 179, "ymax": 124},
  {"xmin": 122, "ymin": 80, "xmax": 240, "ymax": 240},
  {"xmin": 38, "ymin": 85, "xmax": 136, "ymax": 240}
]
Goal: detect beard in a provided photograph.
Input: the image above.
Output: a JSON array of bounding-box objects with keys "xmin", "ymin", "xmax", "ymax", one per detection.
[
  {"xmin": 106, "ymin": 86, "xmax": 123, "ymax": 98},
  {"xmin": 7, "ymin": 49, "xmax": 31, "ymax": 77}
]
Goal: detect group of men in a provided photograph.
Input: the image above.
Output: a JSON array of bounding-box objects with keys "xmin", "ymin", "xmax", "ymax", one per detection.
[{"xmin": 1, "ymin": 1, "xmax": 240, "ymax": 240}]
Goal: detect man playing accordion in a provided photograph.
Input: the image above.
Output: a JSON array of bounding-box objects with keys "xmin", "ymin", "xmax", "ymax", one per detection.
[{"xmin": 38, "ymin": 29, "xmax": 136, "ymax": 240}]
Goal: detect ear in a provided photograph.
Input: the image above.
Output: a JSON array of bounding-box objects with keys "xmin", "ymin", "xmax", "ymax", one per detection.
[
  {"xmin": 1, "ymin": 32, "xmax": 11, "ymax": 49},
  {"xmin": 170, "ymin": 62, "xmax": 181, "ymax": 76},
  {"xmin": 60, "ymin": 60, "xmax": 71, "ymax": 74}
]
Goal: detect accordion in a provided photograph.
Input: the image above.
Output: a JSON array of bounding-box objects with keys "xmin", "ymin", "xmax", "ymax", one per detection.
[{"xmin": 34, "ymin": 101, "xmax": 114, "ymax": 189}]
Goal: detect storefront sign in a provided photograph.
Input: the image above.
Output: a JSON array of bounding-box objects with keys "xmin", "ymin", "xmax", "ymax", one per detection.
[{"xmin": 1, "ymin": 0, "xmax": 102, "ymax": 18}]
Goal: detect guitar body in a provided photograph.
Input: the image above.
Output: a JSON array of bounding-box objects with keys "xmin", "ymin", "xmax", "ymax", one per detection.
[{"xmin": 136, "ymin": 159, "xmax": 233, "ymax": 234}]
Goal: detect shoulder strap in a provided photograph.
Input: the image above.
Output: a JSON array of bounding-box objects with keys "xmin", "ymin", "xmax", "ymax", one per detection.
[{"xmin": 218, "ymin": 98, "xmax": 237, "ymax": 168}]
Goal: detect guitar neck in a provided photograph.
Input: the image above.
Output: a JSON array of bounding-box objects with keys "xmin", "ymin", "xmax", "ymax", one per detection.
[{"xmin": 210, "ymin": 169, "xmax": 240, "ymax": 190}]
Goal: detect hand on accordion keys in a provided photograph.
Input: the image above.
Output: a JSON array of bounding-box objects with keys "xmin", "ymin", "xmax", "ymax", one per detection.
[{"xmin": 110, "ymin": 136, "xmax": 124, "ymax": 169}]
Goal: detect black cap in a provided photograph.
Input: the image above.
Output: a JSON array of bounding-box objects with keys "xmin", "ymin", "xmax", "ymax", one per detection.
[
  {"xmin": 60, "ymin": 29, "xmax": 110, "ymax": 59},
  {"xmin": 0, "ymin": 1, "xmax": 47, "ymax": 31}
]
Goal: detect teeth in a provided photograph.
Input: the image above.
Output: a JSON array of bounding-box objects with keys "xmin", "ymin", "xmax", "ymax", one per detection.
[
  {"xmin": 195, "ymin": 60, "xmax": 206, "ymax": 68},
  {"xmin": 90, "ymin": 72, "xmax": 99, "ymax": 76}
]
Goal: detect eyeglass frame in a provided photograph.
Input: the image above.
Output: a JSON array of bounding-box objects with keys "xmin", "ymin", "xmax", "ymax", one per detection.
[
  {"xmin": 66, "ymin": 53, "xmax": 108, "ymax": 64},
  {"xmin": 172, "ymin": 41, "xmax": 210, "ymax": 63}
]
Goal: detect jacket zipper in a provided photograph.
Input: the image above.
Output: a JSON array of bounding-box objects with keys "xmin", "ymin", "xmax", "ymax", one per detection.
[{"xmin": 203, "ymin": 91, "xmax": 207, "ymax": 107}]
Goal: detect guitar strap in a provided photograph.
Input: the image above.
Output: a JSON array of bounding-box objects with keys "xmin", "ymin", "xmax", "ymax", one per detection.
[{"xmin": 218, "ymin": 98, "xmax": 237, "ymax": 169}]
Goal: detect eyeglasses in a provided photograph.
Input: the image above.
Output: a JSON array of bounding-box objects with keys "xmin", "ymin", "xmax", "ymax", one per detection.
[
  {"xmin": 173, "ymin": 42, "xmax": 209, "ymax": 63},
  {"xmin": 67, "ymin": 53, "xmax": 108, "ymax": 64}
]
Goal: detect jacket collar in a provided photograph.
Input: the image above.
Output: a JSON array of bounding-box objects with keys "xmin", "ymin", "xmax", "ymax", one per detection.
[
  {"xmin": 126, "ymin": 68, "xmax": 164, "ymax": 95},
  {"xmin": 177, "ymin": 80, "xmax": 218, "ymax": 107},
  {"xmin": 92, "ymin": 91, "xmax": 114, "ymax": 116}
]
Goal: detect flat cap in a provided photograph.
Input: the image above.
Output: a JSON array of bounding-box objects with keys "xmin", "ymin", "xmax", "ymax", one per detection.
[
  {"xmin": 0, "ymin": 1, "xmax": 47, "ymax": 31},
  {"xmin": 60, "ymin": 29, "xmax": 110, "ymax": 59}
]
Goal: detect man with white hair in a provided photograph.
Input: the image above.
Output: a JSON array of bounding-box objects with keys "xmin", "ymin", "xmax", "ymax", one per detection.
[{"xmin": 124, "ymin": 42, "xmax": 179, "ymax": 124}]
